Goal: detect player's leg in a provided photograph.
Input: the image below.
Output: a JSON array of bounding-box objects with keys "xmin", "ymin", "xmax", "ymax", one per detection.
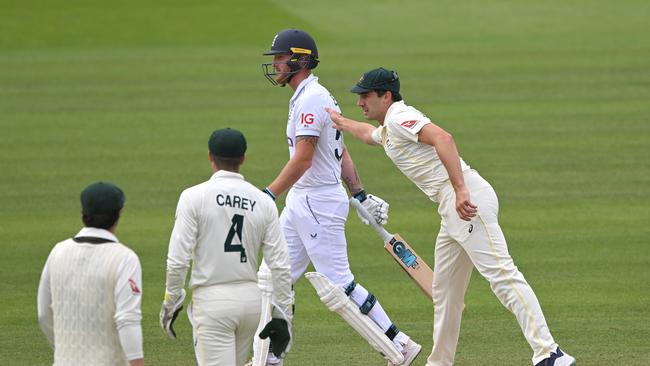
[
  {"xmin": 189, "ymin": 300, "xmax": 237, "ymax": 366},
  {"xmin": 461, "ymin": 173, "xmax": 560, "ymax": 365},
  {"xmin": 426, "ymin": 221, "xmax": 474, "ymax": 366},
  {"xmin": 279, "ymin": 202, "xmax": 310, "ymax": 283},
  {"xmin": 234, "ymin": 286, "xmax": 264, "ymax": 366},
  {"xmin": 300, "ymin": 187, "xmax": 419, "ymax": 361}
]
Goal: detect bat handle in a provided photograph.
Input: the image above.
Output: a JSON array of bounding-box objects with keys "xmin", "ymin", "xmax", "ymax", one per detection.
[{"xmin": 349, "ymin": 198, "xmax": 394, "ymax": 243}]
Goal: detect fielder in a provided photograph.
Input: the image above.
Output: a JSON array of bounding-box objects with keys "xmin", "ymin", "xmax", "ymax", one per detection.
[
  {"xmin": 37, "ymin": 182, "xmax": 144, "ymax": 366},
  {"xmin": 160, "ymin": 128, "xmax": 293, "ymax": 366},
  {"xmin": 327, "ymin": 67, "xmax": 576, "ymax": 366},
  {"xmin": 258, "ymin": 29, "xmax": 421, "ymax": 366}
]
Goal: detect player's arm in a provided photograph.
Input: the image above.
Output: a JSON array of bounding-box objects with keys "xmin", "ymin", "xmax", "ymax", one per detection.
[
  {"xmin": 418, "ymin": 123, "xmax": 477, "ymax": 220},
  {"xmin": 266, "ymin": 135, "xmax": 317, "ymax": 198},
  {"xmin": 164, "ymin": 191, "xmax": 196, "ymax": 300},
  {"xmin": 37, "ymin": 258, "xmax": 54, "ymax": 348},
  {"xmin": 160, "ymin": 190, "xmax": 196, "ymax": 339},
  {"xmin": 342, "ymin": 148, "xmax": 390, "ymax": 225},
  {"xmin": 114, "ymin": 251, "xmax": 144, "ymax": 364},
  {"xmin": 341, "ymin": 148, "xmax": 364, "ymax": 195},
  {"xmin": 261, "ymin": 203, "xmax": 293, "ymax": 319},
  {"xmin": 326, "ymin": 108, "xmax": 380, "ymax": 146}
]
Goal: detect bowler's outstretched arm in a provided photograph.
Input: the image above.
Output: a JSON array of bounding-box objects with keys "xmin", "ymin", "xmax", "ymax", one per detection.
[{"xmin": 326, "ymin": 108, "xmax": 380, "ymax": 146}]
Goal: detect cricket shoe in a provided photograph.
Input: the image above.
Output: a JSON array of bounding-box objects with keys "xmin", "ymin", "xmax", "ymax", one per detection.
[
  {"xmin": 535, "ymin": 347, "xmax": 576, "ymax": 366},
  {"xmin": 387, "ymin": 339, "xmax": 422, "ymax": 366}
]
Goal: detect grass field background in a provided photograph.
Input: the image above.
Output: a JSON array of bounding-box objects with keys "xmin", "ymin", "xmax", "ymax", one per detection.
[{"xmin": 1, "ymin": 0, "xmax": 649, "ymax": 364}]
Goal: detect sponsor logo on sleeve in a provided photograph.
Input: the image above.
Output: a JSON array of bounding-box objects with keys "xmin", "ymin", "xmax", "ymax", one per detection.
[
  {"xmin": 128, "ymin": 278, "xmax": 141, "ymax": 294},
  {"xmin": 300, "ymin": 113, "xmax": 315, "ymax": 125},
  {"xmin": 400, "ymin": 120, "xmax": 418, "ymax": 128}
]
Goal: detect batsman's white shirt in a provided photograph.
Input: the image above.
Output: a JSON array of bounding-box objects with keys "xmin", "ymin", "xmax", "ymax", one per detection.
[
  {"xmin": 282, "ymin": 75, "xmax": 354, "ymax": 286},
  {"xmin": 371, "ymin": 101, "xmax": 470, "ymax": 203},
  {"xmin": 37, "ymin": 227, "xmax": 143, "ymax": 365},
  {"xmin": 165, "ymin": 170, "xmax": 292, "ymax": 315},
  {"xmin": 287, "ymin": 74, "xmax": 344, "ymax": 189}
]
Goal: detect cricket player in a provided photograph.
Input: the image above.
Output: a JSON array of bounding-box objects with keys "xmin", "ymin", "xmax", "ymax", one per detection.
[
  {"xmin": 160, "ymin": 128, "xmax": 293, "ymax": 366},
  {"xmin": 327, "ymin": 67, "xmax": 576, "ymax": 366},
  {"xmin": 259, "ymin": 29, "xmax": 421, "ymax": 366},
  {"xmin": 37, "ymin": 182, "xmax": 144, "ymax": 366}
]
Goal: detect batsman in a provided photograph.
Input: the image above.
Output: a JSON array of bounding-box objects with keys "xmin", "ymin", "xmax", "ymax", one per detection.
[{"xmin": 327, "ymin": 68, "xmax": 576, "ymax": 366}]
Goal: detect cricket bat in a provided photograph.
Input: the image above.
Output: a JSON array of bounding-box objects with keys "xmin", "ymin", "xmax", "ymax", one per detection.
[{"xmin": 350, "ymin": 198, "xmax": 433, "ymax": 299}]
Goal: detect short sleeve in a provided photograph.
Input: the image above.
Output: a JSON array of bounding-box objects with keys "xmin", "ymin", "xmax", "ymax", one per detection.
[
  {"xmin": 389, "ymin": 117, "xmax": 431, "ymax": 142},
  {"xmin": 371, "ymin": 126, "xmax": 384, "ymax": 145}
]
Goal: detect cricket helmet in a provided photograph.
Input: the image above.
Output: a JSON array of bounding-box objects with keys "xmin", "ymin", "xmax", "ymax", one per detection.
[{"xmin": 262, "ymin": 29, "xmax": 319, "ymax": 85}]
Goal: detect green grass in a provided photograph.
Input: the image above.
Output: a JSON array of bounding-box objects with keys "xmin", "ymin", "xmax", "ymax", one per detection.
[{"xmin": 1, "ymin": 0, "xmax": 649, "ymax": 364}]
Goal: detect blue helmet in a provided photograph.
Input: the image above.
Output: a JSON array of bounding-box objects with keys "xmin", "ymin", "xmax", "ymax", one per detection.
[{"xmin": 263, "ymin": 29, "xmax": 319, "ymax": 85}]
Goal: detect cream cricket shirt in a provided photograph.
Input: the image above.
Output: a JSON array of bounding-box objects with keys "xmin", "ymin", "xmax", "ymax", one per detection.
[
  {"xmin": 371, "ymin": 101, "xmax": 470, "ymax": 203},
  {"xmin": 165, "ymin": 170, "xmax": 291, "ymax": 311},
  {"xmin": 37, "ymin": 227, "xmax": 143, "ymax": 364},
  {"xmin": 287, "ymin": 74, "xmax": 344, "ymax": 189}
]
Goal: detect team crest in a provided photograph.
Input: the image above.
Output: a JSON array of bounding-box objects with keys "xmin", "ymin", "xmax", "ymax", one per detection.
[
  {"xmin": 128, "ymin": 278, "xmax": 141, "ymax": 294},
  {"xmin": 400, "ymin": 120, "xmax": 417, "ymax": 128}
]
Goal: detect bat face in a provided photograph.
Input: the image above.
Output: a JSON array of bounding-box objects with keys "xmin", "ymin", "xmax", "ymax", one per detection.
[
  {"xmin": 384, "ymin": 234, "xmax": 434, "ymax": 299},
  {"xmin": 387, "ymin": 236, "xmax": 423, "ymax": 270}
]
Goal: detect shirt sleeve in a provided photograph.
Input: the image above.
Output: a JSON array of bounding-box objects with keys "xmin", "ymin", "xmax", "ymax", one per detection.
[
  {"xmin": 37, "ymin": 252, "xmax": 54, "ymax": 349},
  {"xmin": 294, "ymin": 94, "xmax": 328, "ymax": 138},
  {"xmin": 114, "ymin": 250, "xmax": 143, "ymax": 360},
  {"xmin": 371, "ymin": 125, "xmax": 384, "ymax": 145},
  {"xmin": 165, "ymin": 189, "xmax": 197, "ymax": 301},
  {"xmin": 260, "ymin": 199, "xmax": 292, "ymax": 319},
  {"xmin": 389, "ymin": 116, "xmax": 431, "ymax": 143}
]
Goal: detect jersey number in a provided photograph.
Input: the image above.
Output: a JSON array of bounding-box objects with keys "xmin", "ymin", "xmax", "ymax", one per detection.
[
  {"xmin": 333, "ymin": 130, "xmax": 343, "ymax": 161},
  {"xmin": 224, "ymin": 214, "xmax": 247, "ymax": 263}
]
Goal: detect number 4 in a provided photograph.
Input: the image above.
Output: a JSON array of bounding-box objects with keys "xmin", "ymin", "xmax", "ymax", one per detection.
[{"xmin": 225, "ymin": 214, "xmax": 247, "ymax": 263}]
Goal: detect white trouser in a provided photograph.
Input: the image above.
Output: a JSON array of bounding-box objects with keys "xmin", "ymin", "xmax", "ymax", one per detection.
[
  {"xmin": 427, "ymin": 170, "xmax": 557, "ymax": 366},
  {"xmin": 189, "ymin": 282, "xmax": 261, "ymax": 366},
  {"xmin": 281, "ymin": 184, "xmax": 354, "ymax": 286}
]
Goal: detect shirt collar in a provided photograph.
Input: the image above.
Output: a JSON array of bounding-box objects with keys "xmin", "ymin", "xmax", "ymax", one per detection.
[
  {"xmin": 210, "ymin": 170, "xmax": 245, "ymax": 180},
  {"xmin": 290, "ymin": 74, "xmax": 318, "ymax": 104},
  {"xmin": 75, "ymin": 227, "xmax": 119, "ymax": 242},
  {"xmin": 385, "ymin": 100, "xmax": 405, "ymax": 121}
]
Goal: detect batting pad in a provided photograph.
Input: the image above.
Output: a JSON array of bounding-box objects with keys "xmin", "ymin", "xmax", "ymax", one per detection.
[{"xmin": 305, "ymin": 272, "xmax": 404, "ymax": 364}]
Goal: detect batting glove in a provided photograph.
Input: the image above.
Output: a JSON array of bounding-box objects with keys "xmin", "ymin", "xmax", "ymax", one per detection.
[
  {"xmin": 160, "ymin": 289, "xmax": 186, "ymax": 340},
  {"xmin": 354, "ymin": 192, "xmax": 389, "ymax": 226},
  {"xmin": 259, "ymin": 318, "xmax": 292, "ymax": 358}
]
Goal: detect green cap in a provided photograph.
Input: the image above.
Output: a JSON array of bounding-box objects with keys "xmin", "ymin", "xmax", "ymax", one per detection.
[
  {"xmin": 351, "ymin": 67, "xmax": 400, "ymax": 94},
  {"xmin": 208, "ymin": 128, "xmax": 247, "ymax": 158},
  {"xmin": 80, "ymin": 181, "xmax": 125, "ymax": 216}
]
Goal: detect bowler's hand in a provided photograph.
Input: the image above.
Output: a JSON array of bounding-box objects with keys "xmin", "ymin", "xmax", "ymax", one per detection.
[
  {"xmin": 325, "ymin": 108, "xmax": 346, "ymax": 131},
  {"xmin": 259, "ymin": 318, "xmax": 291, "ymax": 358},
  {"xmin": 455, "ymin": 187, "xmax": 477, "ymax": 221}
]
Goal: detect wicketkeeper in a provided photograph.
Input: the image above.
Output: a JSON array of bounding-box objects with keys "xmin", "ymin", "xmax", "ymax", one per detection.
[{"xmin": 161, "ymin": 128, "xmax": 293, "ymax": 366}]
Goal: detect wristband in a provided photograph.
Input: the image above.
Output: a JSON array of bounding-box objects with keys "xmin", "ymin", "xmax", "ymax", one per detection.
[
  {"xmin": 353, "ymin": 189, "xmax": 367, "ymax": 203},
  {"xmin": 263, "ymin": 187, "xmax": 276, "ymax": 201}
]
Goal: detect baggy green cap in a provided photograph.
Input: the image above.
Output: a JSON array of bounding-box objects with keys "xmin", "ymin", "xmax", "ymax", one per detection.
[
  {"xmin": 351, "ymin": 67, "xmax": 400, "ymax": 94},
  {"xmin": 208, "ymin": 128, "xmax": 247, "ymax": 158},
  {"xmin": 80, "ymin": 181, "xmax": 125, "ymax": 216}
]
